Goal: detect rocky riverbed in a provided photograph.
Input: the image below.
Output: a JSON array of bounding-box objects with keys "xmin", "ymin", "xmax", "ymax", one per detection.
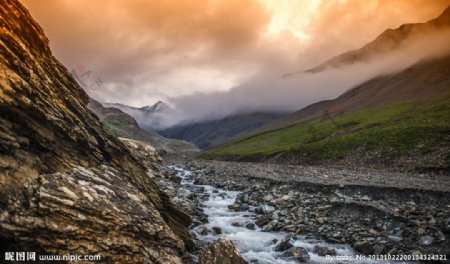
[{"xmin": 157, "ymin": 157, "xmax": 449, "ymax": 263}]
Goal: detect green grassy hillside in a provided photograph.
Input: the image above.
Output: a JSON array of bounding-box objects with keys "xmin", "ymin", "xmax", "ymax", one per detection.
[{"xmin": 200, "ymin": 95, "xmax": 450, "ymax": 171}]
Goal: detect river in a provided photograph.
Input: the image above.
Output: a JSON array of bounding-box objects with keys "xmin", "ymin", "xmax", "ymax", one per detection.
[{"xmin": 169, "ymin": 166, "xmax": 403, "ymax": 264}]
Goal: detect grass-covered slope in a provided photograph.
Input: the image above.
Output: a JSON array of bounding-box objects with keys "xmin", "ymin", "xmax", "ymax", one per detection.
[{"xmin": 200, "ymin": 95, "xmax": 450, "ymax": 172}]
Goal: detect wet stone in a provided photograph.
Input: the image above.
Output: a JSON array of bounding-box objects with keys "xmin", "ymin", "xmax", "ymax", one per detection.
[
  {"xmin": 199, "ymin": 226, "xmax": 209, "ymax": 236},
  {"xmin": 245, "ymin": 223, "xmax": 256, "ymax": 230},
  {"xmin": 313, "ymin": 245, "xmax": 337, "ymax": 256},
  {"xmin": 275, "ymin": 235, "xmax": 294, "ymax": 252},
  {"xmin": 240, "ymin": 203, "xmax": 250, "ymax": 211},
  {"xmin": 212, "ymin": 226, "xmax": 223, "ymax": 235},
  {"xmin": 255, "ymin": 217, "xmax": 270, "ymax": 227},
  {"xmin": 282, "ymin": 247, "xmax": 310, "ymax": 262},
  {"xmin": 354, "ymin": 240, "xmax": 373, "ymax": 255}
]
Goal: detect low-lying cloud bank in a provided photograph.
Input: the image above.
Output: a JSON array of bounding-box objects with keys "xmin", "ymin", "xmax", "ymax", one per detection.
[{"xmin": 158, "ymin": 29, "xmax": 450, "ymax": 127}]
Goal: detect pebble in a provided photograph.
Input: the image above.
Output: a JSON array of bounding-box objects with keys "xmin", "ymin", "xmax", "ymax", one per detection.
[
  {"xmin": 417, "ymin": 227, "xmax": 426, "ymax": 235},
  {"xmin": 419, "ymin": 236, "xmax": 434, "ymax": 246},
  {"xmin": 388, "ymin": 235, "xmax": 403, "ymax": 243}
]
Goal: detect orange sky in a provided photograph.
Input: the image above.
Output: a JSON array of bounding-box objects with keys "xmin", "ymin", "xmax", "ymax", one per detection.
[{"xmin": 21, "ymin": 0, "xmax": 450, "ymax": 109}]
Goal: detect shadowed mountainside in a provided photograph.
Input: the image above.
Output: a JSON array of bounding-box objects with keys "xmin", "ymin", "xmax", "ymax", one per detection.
[{"xmin": 160, "ymin": 112, "xmax": 287, "ymax": 149}]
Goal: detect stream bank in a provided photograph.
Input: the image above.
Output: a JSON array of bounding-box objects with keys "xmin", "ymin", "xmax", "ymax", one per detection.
[{"xmin": 157, "ymin": 159, "xmax": 449, "ymax": 263}]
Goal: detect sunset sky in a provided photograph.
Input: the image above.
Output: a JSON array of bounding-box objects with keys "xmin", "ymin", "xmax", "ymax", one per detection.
[{"xmin": 22, "ymin": 0, "xmax": 450, "ymax": 122}]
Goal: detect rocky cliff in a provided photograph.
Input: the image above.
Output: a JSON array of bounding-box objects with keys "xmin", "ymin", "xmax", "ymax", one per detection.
[{"xmin": 0, "ymin": 0, "xmax": 193, "ymax": 262}]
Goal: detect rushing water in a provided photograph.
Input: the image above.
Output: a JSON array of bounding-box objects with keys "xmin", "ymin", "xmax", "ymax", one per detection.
[{"xmin": 170, "ymin": 166, "xmax": 402, "ymax": 264}]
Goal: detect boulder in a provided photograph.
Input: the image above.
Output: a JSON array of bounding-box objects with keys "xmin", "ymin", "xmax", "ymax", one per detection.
[{"xmin": 199, "ymin": 238, "xmax": 249, "ymax": 264}]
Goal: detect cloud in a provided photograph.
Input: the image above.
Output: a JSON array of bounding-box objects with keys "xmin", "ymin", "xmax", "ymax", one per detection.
[
  {"xmin": 22, "ymin": 0, "xmax": 271, "ymax": 103},
  {"xmin": 165, "ymin": 28, "xmax": 450, "ymax": 127},
  {"xmin": 21, "ymin": 0, "xmax": 450, "ymax": 126}
]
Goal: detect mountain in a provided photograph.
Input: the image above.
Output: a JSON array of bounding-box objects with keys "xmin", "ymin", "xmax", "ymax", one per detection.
[
  {"xmin": 201, "ymin": 8, "xmax": 450, "ymax": 172},
  {"xmin": 88, "ymin": 99, "xmax": 199, "ymax": 153},
  {"xmin": 0, "ymin": 1, "xmax": 193, "ymax": 262},
  {"xmin": 160, "ymin": 112, "xmax": 287, "ymax": 149},
  {"xmin": 265, "ymin": 54, "xmax": 450, "ymax": 132},
  {"xmin": 201, "ymin": 56, "xmax": 450, "ymax": 172},
  {"xmin": 141, "ymin": 100, "xmax": 171, "ymax": 112},
  {"xmin": 105, "ymin": 100, "xmax": 174, "ymax": 130},
  {"xmin": 284, "ymin": 4, "xmax": 450, "ymax": 77}
]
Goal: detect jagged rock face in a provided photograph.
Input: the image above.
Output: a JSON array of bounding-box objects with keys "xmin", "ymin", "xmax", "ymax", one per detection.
[
  {"xmin": 198, "ymin": 238, "xmax": 249, "ymax": 264},
  {"xmin": 0, "ymin": 0, "xmax": 124, "ymax": 199},
  {"xmin": 1, "ymin": 165, "xmax": 186, "ymax": 263},
  {"xmin": 120, "ymin": 138, "xmax": 163, "ymax": 175},
  {"xmin": 0, "ymin": 0, "xmax": 193, "ymax": 262}
]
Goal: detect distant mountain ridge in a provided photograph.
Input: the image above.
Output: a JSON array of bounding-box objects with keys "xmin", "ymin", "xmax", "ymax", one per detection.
[
  {"xmin": 283, "ymin": 4, "xmax": 450, "ymax": 77},
  {"xmin": 141, "ymin": 100, "xmax": 171, "ymax": 112},
  {"xmin": 104, "ymin": 100, "xmax": 174, "ymax": 130},
  {"xmin": 89, "ymin": 99, "xmax": 199, "ymax": 153}
]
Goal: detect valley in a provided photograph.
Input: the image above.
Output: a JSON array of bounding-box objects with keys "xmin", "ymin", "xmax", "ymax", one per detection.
[
  {"xmin": 1, "ymin": 0, "xmax": 449, "ymax": 263},
  {"xmin": 200, "ymin": 94, "xmax": 450, "ymax": 173}
]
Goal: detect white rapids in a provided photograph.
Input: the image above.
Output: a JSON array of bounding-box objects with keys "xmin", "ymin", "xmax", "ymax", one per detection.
[{"xmin": 169, "ymin": 166, "xmax": 404, "ymax": 264}]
